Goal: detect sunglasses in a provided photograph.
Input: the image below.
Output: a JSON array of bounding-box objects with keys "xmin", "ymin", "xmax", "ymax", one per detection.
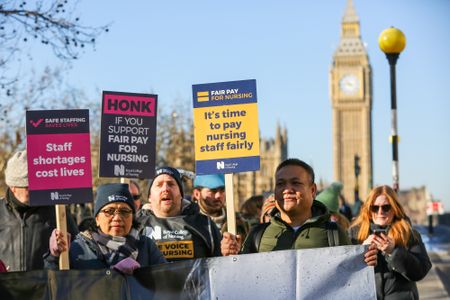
[
  {"xmin": 132, "ymin": 194, "xmax": 141, "ymax": 201},
  {"xmin": 370, "ymin": 204, "xmax": 391, "ymax": 213},
  {"xmin": 101, "ymin": 208, "xmax": 133, "ymax": 217}
]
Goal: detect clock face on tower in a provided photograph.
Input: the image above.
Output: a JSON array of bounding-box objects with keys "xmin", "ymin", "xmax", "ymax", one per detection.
[{"xmin": 339, "ymin": 74, "xmax": 359, "ymax": 95}]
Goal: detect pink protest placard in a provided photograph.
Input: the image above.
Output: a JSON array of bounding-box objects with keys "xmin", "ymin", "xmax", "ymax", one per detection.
[{"xmin": 26, "ymin": 109, "xmax": 93, "ymax": 206}]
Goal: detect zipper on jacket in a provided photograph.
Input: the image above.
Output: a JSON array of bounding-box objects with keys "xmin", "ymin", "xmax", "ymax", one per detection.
[
  {"xmin": 290, "ymin": 227, "xmax": 306, "ymax": 249},
  {"xmin": 20, "ymin": 217, "xmax": 25, "ymax": 271}
]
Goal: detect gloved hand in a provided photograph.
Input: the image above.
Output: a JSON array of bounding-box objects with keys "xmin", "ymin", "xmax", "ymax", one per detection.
[
  {"xmin": 49, "ymin": 229, "xmax": 71, "ymax": 257},
  {"xmin": 113, "ymin": 257, "xmax": 141, "ymax": 275}
]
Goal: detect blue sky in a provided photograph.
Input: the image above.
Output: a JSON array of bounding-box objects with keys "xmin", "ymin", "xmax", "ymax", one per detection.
[{"xmin": 27, "ymin": 0, "xmax": 450, "ymax": 209}]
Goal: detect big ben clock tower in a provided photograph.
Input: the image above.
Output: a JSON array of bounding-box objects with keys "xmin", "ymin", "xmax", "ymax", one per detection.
[{"xmin": 330, "ymin": 0, "xmax": 373, "ymax": 205}]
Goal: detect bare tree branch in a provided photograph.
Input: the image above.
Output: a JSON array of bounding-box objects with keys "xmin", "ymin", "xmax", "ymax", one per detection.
[
  {"xmin": 0, "ymin": 65, "xmax": 100, "ymax": 189},
  {"xmin": 0, "ymin": 0, "xmax": 109, "ymax": 90}
]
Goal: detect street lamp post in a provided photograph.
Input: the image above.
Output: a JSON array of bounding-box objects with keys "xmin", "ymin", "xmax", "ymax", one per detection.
[
  {"xmin": 379, "ymin": 27, "xmax": 406, "ymax": 192},
  {"xmin": 354, "ymin": 154, "xmax": 360, "ymax": 203}
]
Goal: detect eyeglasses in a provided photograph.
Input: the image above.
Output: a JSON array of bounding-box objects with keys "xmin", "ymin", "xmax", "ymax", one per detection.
[
  {"xmin": 100, "ymin": 208, "xmax": 133, "ymax": 217},
  {"xmin": 132, "ymin": 194, "xmax": 141, "ymax": 201},
  {"xmin": 370, "ymin": 204, "xmax": 391, "ymax": 213}
]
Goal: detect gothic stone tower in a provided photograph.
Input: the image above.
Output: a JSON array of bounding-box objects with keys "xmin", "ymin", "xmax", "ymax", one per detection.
[{"xmin": 330, "ymin": 0, "xmax": 373, "ymax": 204}]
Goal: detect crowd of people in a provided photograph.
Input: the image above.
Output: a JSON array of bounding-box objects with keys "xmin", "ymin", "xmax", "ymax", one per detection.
[{"xmin": 0, "ymin": 150, "xmax": 431, "ymax": 299}]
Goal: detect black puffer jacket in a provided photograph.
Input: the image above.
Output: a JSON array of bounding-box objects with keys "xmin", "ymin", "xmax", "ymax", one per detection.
[
  {"xmin": 0, "ymin": 189, "xmax": 78, "ymax": 271},
  {"xmin": 137, "ymin": 200, "xmax": 222, "ymax": 262},
  {"xmin": 349, "ymin": 225, "xmax": 431, "ymax": 300}
]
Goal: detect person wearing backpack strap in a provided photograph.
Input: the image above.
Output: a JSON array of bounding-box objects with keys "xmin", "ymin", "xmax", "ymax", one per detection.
[{"xmin": 221, "ymin": 158, "xmax": 377, "ymax": 268}]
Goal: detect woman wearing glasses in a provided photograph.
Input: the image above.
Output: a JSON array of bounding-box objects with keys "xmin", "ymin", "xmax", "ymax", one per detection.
[
  {"xmin": 349, "ymin": 185, "xmax": 431, "ymax": 300},
  {"xmin": 45, "ymin": 183, "xmax": 166, "ymax": 273}
]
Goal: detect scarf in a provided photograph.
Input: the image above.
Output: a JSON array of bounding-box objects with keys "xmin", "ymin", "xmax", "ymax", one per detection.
[
  {"xmin": 90, "ymin": 228, "xmax": 140, "ymax": 266},
  {"xmin": 7, "ymin": 188, "xmax": 31, "ymax": 217},
  {"xmin": 199, "ymin": 206, "xmax": 226, "ymax": 230}
]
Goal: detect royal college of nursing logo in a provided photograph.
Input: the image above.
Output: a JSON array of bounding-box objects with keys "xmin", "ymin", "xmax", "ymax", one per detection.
[
  {"xmin": 50, "ymin": 191, "xmax": 71, "ymax": 201},
  {"xmin": 216, "ymin": 161, "xmax": 238, "ymax": 170},
  {"xmin": 114, "ymin": 164, "xmax": 125, "ymax": 176},
  {"xmin": 216, "ymin": 161, "xmax": 225, "ymax": 170},
  {"xmin": 108, "ymin": 195, "xmax": 128, "ymax": 202}
]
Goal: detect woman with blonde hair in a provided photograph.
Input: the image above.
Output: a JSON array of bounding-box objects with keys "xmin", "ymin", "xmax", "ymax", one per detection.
[{"xmin": 349, "ymin": 185, "xmax": 431, "ymax": 300}]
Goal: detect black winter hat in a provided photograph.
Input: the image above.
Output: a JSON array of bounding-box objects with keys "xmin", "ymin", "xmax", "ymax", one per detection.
[
  {"xmin": 148, "ymin": 166, "xmax": 184, "ymax": 198},
  {"xmin": 94, "ymin": 183, "xmax": 135, "ymax": 217}
]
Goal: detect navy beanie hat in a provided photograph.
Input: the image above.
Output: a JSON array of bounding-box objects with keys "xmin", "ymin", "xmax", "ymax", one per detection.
[
  {"xmin": 94, "ymin": 183, "xmax": 136, "ymax": 217},
  {"xmin": 148, "ymin": 166, "xmax": 184, "ymax": 198}
]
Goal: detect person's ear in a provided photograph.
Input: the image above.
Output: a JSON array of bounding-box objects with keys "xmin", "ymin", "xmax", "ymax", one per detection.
[
  {"xmin": 311, "ymin": 183, "xmax": 317, "ymax": 198},
  {"xmin": 192, "ymin": 189, "xmax": 201, "ymax": 202}
]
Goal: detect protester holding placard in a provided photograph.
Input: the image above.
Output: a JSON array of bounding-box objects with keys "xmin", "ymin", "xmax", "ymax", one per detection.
[
  {"xmin": 0, "ymin": 150, "xmax": 79, "ymax": 271},
  {"xmin": 349, "ymin": 185, "xmax": 431, "ymax": 300},
  {"xmin": 221, "ymin": 158, "xmax": 378, "ymax": 268},
  {"xmin": 192, "ymin": 174, "xmax": 249, "ymax": 239},
  {"xmin": 45, "ymin": 183, "xmax": 166, "ymax": 273},
  {"xmin": 138, "ymin": 167, "xmax": 222, "ymax": 262}
]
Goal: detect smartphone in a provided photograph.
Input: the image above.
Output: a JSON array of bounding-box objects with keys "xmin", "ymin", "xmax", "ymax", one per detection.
[{"xmin": 373, "ymin": 228, "xmax": 388, "ymax": 235}]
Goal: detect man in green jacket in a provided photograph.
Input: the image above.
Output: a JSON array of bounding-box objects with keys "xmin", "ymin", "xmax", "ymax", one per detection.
[{"xmin": 221, "ymin": 158, "xmax": 377, "ymax": 266}]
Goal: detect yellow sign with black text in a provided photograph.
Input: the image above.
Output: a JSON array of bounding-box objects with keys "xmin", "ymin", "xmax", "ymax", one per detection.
[
  {"xmin": 156, "ymin": 240, "xmax": 194, "ymax": 259},
  {"xmin": 192, "ymin": 79, "xmax": 260, "ymax": 174},
  {"xmin": 194, "ymin": 103, "xmax": 259, "ymax": 160}
]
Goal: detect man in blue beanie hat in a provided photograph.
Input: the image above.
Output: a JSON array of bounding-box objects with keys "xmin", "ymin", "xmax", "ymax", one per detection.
[{"xmin": 137, "ymin": 166, "xmax": 222, "ymax": 262}]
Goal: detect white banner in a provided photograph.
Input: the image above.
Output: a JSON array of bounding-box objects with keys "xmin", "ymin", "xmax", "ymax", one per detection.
[
  {"xmin": 0, "ymin": 245, "xmax": 376, "ymax": 299},
  {"xmin": 208, "ymin": 245, "xmax": 376, "ymax": 300}
]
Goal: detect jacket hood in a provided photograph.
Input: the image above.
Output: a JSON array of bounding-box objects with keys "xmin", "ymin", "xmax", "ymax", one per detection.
[
  {"xmin": 180, "ymin": 199, "xmax": 200, "ymax": 216},
  {"xmin": 311, "ymin": 200, "xmax": 330, "ymax": 218}
]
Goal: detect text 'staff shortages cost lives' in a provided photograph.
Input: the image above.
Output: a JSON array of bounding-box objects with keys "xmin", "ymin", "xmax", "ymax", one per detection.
[
  {"xmin": 192, "ymin": 79, "xmax": 260, "ymax": 174},
  {"xmin": 99, "ymin": 91, "xmax": 157, "ymax": 179},
  {"xmin": 26, "ymin": 109, "xmax": 93, "ymax": 206}
]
